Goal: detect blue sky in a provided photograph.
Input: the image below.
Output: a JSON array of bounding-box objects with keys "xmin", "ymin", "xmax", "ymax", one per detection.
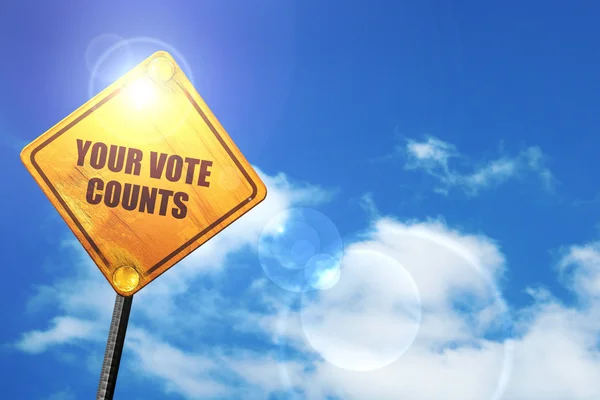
[{"xmin": 2, "ymin": 1, "xmax": 600, "ymax": 399}]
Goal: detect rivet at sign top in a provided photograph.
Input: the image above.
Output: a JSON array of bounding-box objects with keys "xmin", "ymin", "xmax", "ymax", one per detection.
[
  {"xmin": 112, "ymin": 266, "xmax": 140, "ymax": 292},
  {"xmin": 148, "ymin": 56, "xmax": 175, "ymax": 82}
]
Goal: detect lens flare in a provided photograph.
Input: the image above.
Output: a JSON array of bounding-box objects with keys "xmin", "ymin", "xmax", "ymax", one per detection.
[
  {"xmin": 125, "ymin": 77, "xmax": 156, "ymax": 110},
  {"xmin": 85, "ymin": 33, "xmax": 133, "ymax": 82},
  {"xmin": 258, "ymin": 208, "xmax": 343, "ymax": 293},
  {"xmin": 86, "ymin": 36, "xmax": 196, "ymax": 144},
  {"xmin": 304, "ymin": 254, "xmax": 341, "ymax": 290},
  {"xmin": 148, "ymin": 56, "xmax": 175, "ymax": 82},
  {"xmin": 300, "ymin": 248, "xmax": 422, "ymax": 371}
]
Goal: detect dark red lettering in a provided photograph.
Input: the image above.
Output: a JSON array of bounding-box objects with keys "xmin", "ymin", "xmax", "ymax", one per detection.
[
  {"xmin": 76, "ymin": 139, "xmax": 92, "ymax": 167},
  {"xmin": 150, "ymin": 152, "xmax": 168, "ymax": 179},
  {"xmin": 86, "ymin": 178, "xmax": 103, "ymax": 204},
  {"xmin": 198, "ymin": 160, "xmax": 212, "ymax": 187},
  {"xmin": 139, "ymin": 186, "xmax": 158, "ymax": 213},
  {"xmin": 90, "ymin": 142, "xmax": 108, "ymax": 169},
  {"xmin": 107, "ymin": 145, "xmax": 126, "ymax": 173},
  {"xmin": 184, "ymin": 157, "xmax": 200, "ymax": 184},
  {"xmin": 104, "ymin": 180, "xmax": 121, "ymax": 208},
  {"xmin": 122, "ymin": 183, "xmax": 140, "ymax": 211},
  {"xmin": 125, "ymin": 148, "xmax": 143, "ymax": 176},
  {"xmin": 158, "ymin": 189, "xmax": 174, "ymax": 216},
  {"xmin": 165, "ymin": 155, "xmax": 183, "ymax": 182},
  {"xmin": 172, "ymin": 192, "xmax": 188, "ymax": 219}
]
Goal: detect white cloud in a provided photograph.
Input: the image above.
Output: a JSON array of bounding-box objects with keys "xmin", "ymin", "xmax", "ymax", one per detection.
[
  {"xmin": 43, "ymin": 388, "xmax": 76, "ymax": 400},
  {"xmin": 406, "ymin": 136, "xmax": 459, "ymax": 168},
  {"xmin": 255, "ymin": 218, "xmax": 513, "ymax": 400},
  {"xmin": 249, "ymin": 219, "xmax": 600, "ymax": 400},
  {"xmin": 16, "ymin": 316, "xmax": 100, "ymax": 354},
  {"xmin": 224, "ymin": 353, "xmax": 309, "ymax": 395},
  {"xmin": 126, "ymin": 329, "xmax": 229, "ymax": 399},
  {"xmin": 558, "ymin": 242, "xmax": 600, "ymax": 300},
  {"xmin": 401, "ymin": 135, "xmax": 556, "ymax": 195},
  {"xmin": 357, "ymin": 192, "xmax": 380, "ymax": 220},
  {"xmin": 503, "ymin": 288, "xmax": 600, "ymax": 399}
]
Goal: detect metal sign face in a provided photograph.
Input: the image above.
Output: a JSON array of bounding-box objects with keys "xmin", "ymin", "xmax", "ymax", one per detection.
[{"xmin": 21, "ymin": 51, "xmax": 267, "ymax": 296}]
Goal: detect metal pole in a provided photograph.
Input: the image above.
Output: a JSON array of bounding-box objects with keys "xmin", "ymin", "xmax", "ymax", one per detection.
[{"xmin": 96, "ymin": 294, "xmax": 133, "ymax": 400}]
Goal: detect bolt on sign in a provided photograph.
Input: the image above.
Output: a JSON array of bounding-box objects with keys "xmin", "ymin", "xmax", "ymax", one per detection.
[{"xmin": 21, "ymin": 51, "xmax": 267, "ymax": 296}]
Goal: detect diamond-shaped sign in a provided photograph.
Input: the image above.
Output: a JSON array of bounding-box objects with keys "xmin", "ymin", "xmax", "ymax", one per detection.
[{"xmin": 21, "ymin": 51, "xmax": 267, "ymax": 296}]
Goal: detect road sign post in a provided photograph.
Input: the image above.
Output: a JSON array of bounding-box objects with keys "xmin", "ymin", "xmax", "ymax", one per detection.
[
  {"xmin": 96, "ymin": 294, "xmax": 133, "ymax": 400},
  {"xmin": 21, "ymin": 51, "xmax": 267, "ymax": 396}
]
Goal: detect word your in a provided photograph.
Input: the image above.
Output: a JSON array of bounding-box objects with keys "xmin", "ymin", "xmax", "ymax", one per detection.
[{"xmin": 76, "ymin": 139, "xmax": 214, "ymax": 219}]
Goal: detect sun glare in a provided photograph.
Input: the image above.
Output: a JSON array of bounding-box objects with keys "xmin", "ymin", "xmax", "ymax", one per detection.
[{"xmin": 125, "ymin": 77, "xmax": 156, "ymax": 110}]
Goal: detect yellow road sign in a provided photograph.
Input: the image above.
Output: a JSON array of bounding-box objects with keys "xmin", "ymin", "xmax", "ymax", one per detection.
[{"xmin": 21, "ymin": 51, "xmax": 267, "ymax": 296}]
